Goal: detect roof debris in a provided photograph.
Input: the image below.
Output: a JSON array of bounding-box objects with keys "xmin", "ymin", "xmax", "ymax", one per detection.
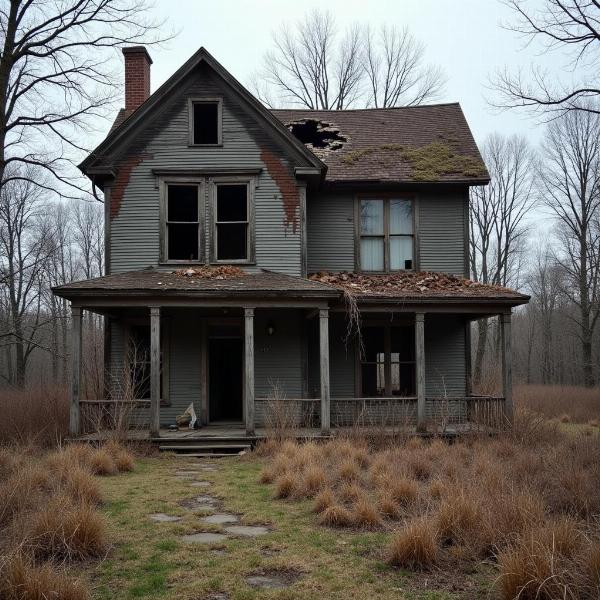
[
  {"xmin": 175, "ymin": 266, "xmax": 246, "ymax": 280},
  {"xmin": 308, "ymin": 271, "xmax": 527, "ymax": 299},
  {"xmin": 285, "ymin": 119, "xmax": 346, "ymax": 157}
]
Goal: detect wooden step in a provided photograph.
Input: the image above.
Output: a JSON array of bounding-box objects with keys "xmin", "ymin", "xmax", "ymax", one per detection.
[{"xmin": 158, "ymin": 443, "xmax": 250, "ymax": 451}]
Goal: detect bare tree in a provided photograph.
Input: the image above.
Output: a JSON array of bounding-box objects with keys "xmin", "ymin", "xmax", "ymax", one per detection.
[
  {"xmin": 253, "ymin": 9, "xmax": 445, "ymax": 109},
  {"xmin": 539, "ymin": 108, "xmax": 600, "ymax": 386},
  {"xmin": 363, "ymin": 25, "xmax": 445, "ymax": 108},
  {"xmin": 469, "ymin": 134, "xmax": 537, "ymax": 386},
  {"xmin": 0, "ymin": 0, "xmax": 168, "ymax": 201},
  {"xmin": 0, "ymin": 165, "xmax": 54, "ymax": 386},
  {"xmin": 492, "ymin": 0, "xmax": 600, "ymax": 116}
]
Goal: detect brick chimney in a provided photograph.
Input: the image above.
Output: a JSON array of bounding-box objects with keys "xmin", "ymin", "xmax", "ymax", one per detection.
[{"xmin": 122, "ymin": 46, "xmax": 153, "ymax": 111}]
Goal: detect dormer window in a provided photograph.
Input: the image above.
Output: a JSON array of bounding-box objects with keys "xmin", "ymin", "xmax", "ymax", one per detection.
[
  {"xmin": 189, "ymin": 98, "xmax": 222, "ymax": 145},
  {"xmin": 358, "ymin": 197, "xmax": 414, "ymax": 272}
]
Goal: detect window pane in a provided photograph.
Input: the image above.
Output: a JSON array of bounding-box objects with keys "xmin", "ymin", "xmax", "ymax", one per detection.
[
  {"xmin": 168, "ymin": 223, "xmax": 198, "ymax": 260},
  {"xmin": 168, "ymin": 186, "xmax": 198, "ymax": 222},
  {"xmin": 217, "ymin": 185, "xmax": 247, "ymax": 221},
  {"xmin": 361, "ymin": 364, "xmax": 385, "ymax": 396},
  {"xmin": 193, "ymin": 102, "xmax": 219, "ymax": 144},
  {"xmin": 363, "ymin": 327, "xmax": 385, "ymax": 362},
  {"xmin": 391, "ymin": 326, "xmax": 415, "ymax": 361},
  {"xmin": 360, "ymin": 238, "xmax": 384, "ymax": 271},
  {"xmin": 390, "ymin": 199, "xmax": 412, "ymax": 234},
  {"xmin": 360, "ymin": 199, "xmax": 384, "ymax": 235},
  {"xmin": 217, "ymin": 223, "xmax": 247, "ymax": 260},
  {"xmin": 390, "ymin": 236, "xmax": 413, "ymax": 270}
]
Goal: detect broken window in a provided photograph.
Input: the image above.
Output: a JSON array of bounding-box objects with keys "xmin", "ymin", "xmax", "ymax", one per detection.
[
  {"xmin": 361, "ymin": 325, "xmax": 416, "ymax": 397},
  {"xmin": 359, "ymin": 198, "xmax": 413, "ymax": 272},
  {"xmin": 191, "ymin": 100, "xmax": 220, "ymax": 145},
  {"xmin": 286, "ymin": 119, "xmax": 346, "ymax": 150},
  {"xmin": 214, "ymin": 183, "xmax": 249, "ymax": 261},
  {"xmin": 166, "ymin": 184, "xmax": 200, "ymax": 261}
]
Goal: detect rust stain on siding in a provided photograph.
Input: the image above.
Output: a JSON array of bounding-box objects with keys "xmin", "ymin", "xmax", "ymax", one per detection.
[
  {"xmin": 260, "ymin": 147, "xmax": 299, "ymax": 233},
  {"xmin": 110, "ymin": 154, "xmax": 152, "ymax": 220}
]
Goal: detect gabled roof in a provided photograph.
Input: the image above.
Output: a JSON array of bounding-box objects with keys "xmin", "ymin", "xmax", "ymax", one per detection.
[
  {"xmin": 272, "ymin": 104, "xmax": 489, "ymax": 185},
  {"xmin": 80, "ymin": 47, "xmax": 325, "ymax": 175}
]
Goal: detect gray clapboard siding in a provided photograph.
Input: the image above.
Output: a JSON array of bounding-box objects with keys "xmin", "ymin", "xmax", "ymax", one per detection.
[
  {"xmin": 424, "ymin": 314, "xmax": 467, "ymax": 397},
  {"xmin": 418, "ymin": 191, "xmax": 468, "ymax": 276},
  {"xmin": 307, "ymin": 193, "xmax": 355, "ymax": 273},
  {"xmin": 110, "ymin": 63, "xmax": 304, "ymax": 276},
  {"xmin": 305, "ymin": 190, "xmax": 469, "ymax": 275}
]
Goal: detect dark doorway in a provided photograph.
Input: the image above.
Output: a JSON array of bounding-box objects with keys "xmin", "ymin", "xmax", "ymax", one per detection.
[{"xmin": 209, "ymin": 337, "xmax": 243, "ymax": 422}]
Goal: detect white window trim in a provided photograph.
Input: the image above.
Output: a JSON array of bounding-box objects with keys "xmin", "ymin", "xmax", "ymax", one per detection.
[{"xmin": 188, "ymin": 97, "xmax": 223, "ymax": 146}]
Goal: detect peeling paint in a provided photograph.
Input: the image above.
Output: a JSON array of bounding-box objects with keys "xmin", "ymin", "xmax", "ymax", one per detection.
[
  {"xmin": 260, "ymin": 147, "xmax": 299, "ymax": 234},
  {"xmin": 110, "ymin": 154, "xmax": 152, "ymax": 220}
]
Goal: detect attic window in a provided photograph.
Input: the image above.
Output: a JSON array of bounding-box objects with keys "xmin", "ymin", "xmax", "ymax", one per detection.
[
  {"xmin": 286, "ymin": 119, "xmax": 346, "ymax": 150},
  {"xmin": 190, "ymin": 98, "xmax": 222, "ymax": 145}
]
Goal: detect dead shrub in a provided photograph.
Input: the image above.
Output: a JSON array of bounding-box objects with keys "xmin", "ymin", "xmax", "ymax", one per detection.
[
  {"xmin": 274, "ymin": 473, "xmax": 296, "ymax": 499},
  {"xmin": 387, "ymin": 519, "xmax": 438, "ymax": 569},
  {"xmin": 338, "ymin": 482, "xmax": 364, "ymax": 504},
  {"xmin": 21, "ymin": 496, "xmax": 107, "ymax": 561},
  {"xmin": 259, "ymin": 465, "xmax": 276, "ymax": 484},
  {"xmin": 296, "ymin": 466, "xmax": 327, "ymax": 498},
  {"xmin": 60, "ymin": 466, "xmax": 103, "ymax": 506},
  {"xmin": 377, "ymin": 492, "xmax": 402, "ymax": 519},
  {"xmin": 318, "ymin": 504, "xmax": 354, "ymax": 528},
  {"xmin": 388, "ymin": 477, "xmax": 419, "ymax": 506},
  {"xmin": 436, "ymin": 492, "xmax": 482, "ymax": 545},
  {"xmin": 313, "ymin": 488, "xmax": 335, "ymax": 514},
  {"xmin": 338, "ymin": 459, "xmax": 361, "ymax": 482},
  {"xmin": 352, "ymin": 497, "xmax": 382, "ymax": 529},
  {"xmin": 0, "ymin": 554, "xmax": 89, "ymax": 600},
  {"xmin": 89, "ymin": 448, "xmax": 117, "ymax": 476}
]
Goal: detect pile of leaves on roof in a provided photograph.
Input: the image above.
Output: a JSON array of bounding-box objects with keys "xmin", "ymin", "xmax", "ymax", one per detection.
[
  {"xmin": 175, "ymin": 266, "xmax": 246, "ymax": 280},
  {"xmin": 308, "ymin": 271, "xmax": 518, "ymax": 297}
]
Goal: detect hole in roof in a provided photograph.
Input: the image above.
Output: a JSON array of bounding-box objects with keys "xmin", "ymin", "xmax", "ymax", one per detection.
[{"xmin": 285, "ymin": 119, "xmax": 346, "ymax": 150}]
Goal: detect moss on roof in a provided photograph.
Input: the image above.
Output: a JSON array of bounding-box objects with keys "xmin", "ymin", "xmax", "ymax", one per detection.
[{"xmin": 341, "ymin": 142, "xmax": 486, "ymax": 181}]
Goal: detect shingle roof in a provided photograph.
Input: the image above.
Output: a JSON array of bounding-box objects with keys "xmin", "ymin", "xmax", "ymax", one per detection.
[
  {"xmin": 308, "ymin": 271, "xmax": 529, "ymax": 304},
  {"xmin": 52, "ymin": 269, "xmax": 339, "ymax": 299},
  {"xmin": 271, "ymin": 103, "xmax": 489, "ymax": 184}
]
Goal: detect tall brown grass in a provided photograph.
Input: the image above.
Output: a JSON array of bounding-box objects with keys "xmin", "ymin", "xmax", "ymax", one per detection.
[
  {"xmin": 515, "ymin": 384, "xmax": 600, "ymax": 424},
  {"xmin": 0, "ymin": 385, "xmax": 69, "ymax": 446},
  {"xmin": 0, "ymin": 442, "xmax": 135, "ymax": 599},
  {"xmin": 258, "ymin": 416, "xmax": 600, "ymax": 598}
]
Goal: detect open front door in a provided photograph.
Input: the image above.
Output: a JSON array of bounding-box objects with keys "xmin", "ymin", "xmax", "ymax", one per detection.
[{"xmin": 208, "ymin": 337, "xmax": 243, "ymax": 422}]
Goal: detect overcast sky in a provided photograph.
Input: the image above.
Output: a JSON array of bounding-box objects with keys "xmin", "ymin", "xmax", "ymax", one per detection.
[{"xmin": 141, "ymin": 0, "xmax": 560, "ymax": 148}]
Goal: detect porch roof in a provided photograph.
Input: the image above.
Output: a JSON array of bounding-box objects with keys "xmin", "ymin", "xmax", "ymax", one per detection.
[
  {"xmin": 52, "ymin": 268, "xmax": 339, "ymax": 300},
  {"xmin": 308, "ymin": 271, "xmax": 529, "ymax": 306}
]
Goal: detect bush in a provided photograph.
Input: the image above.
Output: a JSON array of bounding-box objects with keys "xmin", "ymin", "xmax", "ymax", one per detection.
[{"xmin": 387, "ymin": 519, "xmax": 438, "ymax": 569}]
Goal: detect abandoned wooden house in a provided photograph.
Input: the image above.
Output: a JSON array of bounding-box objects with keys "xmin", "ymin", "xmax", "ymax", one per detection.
[{"xmin": 53, "ymin": 46, "xmax": 529, "ymax": 441}]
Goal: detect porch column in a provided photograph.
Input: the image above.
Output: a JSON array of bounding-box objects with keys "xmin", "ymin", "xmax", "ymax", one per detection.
[
  {"xmin": 500, "ymin": 312, "xmax": 514, "ymax": 424},
  {"xmin": 69, "ymin": 306, "xmax": 83, "ymax": 436},
  {"xmin": 244, "ymin": 307, "xmax": 255, "ymax": 436},
  {"xmin": 415, "ymin": 312, "xmax": 426, "ymax": 432},
  {"xmin": 319, "ymin": 308, "xmax": 330, "ymax": 434},
  {"xmin": 150, "ymin": 306, "xmax": 161, "ymax": 437}
]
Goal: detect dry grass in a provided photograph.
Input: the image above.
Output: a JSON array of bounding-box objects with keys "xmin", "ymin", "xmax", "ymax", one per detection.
[
  {"xmin": 515, "ymin": 384, "xmax": 600, "ymax": 424},
  {"xmin": 0, "ymin": 385, "xmax": 69, "ymax": 446},
  {"xmin": 258, "ymin": 411, "xmax": 600, "ymax": 598},
  {"xmin": 0, "ymin": 442, "xmax": 135, "ymax": 599}
]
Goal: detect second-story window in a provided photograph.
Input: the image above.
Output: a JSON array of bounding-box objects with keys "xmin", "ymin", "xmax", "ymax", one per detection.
[
  {"xmin": 359, "ymin": 197, "xmax": 413, "ymax": 271},
  {"xmin": 166, "ymin": 184, "xmax": 201, "ymax": 261},
  {"xmin": 214, "ymin": 183, "xmax": 249, "ymax": 261}
]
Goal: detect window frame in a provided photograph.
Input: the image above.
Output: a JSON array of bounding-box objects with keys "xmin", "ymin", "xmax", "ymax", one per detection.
[
  {"xmin": 356, "ymin": 320, "xmax": 416, "ymax": 399},
  {"xmin": 160, "ymin": 179, "xmax": 205, "ymax": 264},
  {"xmin": 354, "ymin": 193, "xmax": 417, "ymax": 273},
  {"xmin": 209, "ymin": 176, "xmax": 256, "ymax": 265},
  {"xmin": 188, "ymin": 97, "xmax": 223, "ymax": 146}
]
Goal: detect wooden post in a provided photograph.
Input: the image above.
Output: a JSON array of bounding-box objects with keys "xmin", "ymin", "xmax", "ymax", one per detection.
[
  {"xmin": 244, "ymin": 308, "xmax": 255, "ymax": 436},
  {"xmin": 415, "ymin": 312, "xmax": 426, "ymax": 432},
  {"xmin": 150, "ymin": 306, "xmax": 161, "ymax": 437},
  {"xmin": 500, "ymin": 312, "xmax": 513, "ymax": 424},
  {"xmin": 319, "ymin": 308, "xmax": 330, "ymax": 434},
  {"xmin": 70, "ymin": 306, "xmax": 83, "ymax": 436}
]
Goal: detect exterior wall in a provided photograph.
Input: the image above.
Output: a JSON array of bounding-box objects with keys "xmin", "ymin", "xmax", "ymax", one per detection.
[
  {"xmin": 108, "ymin": 63, "xmax": 306, "ymax": 277},
  {"xmin": 306, "ymin": 189, "xmax": 469, "ymax": 276}
]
